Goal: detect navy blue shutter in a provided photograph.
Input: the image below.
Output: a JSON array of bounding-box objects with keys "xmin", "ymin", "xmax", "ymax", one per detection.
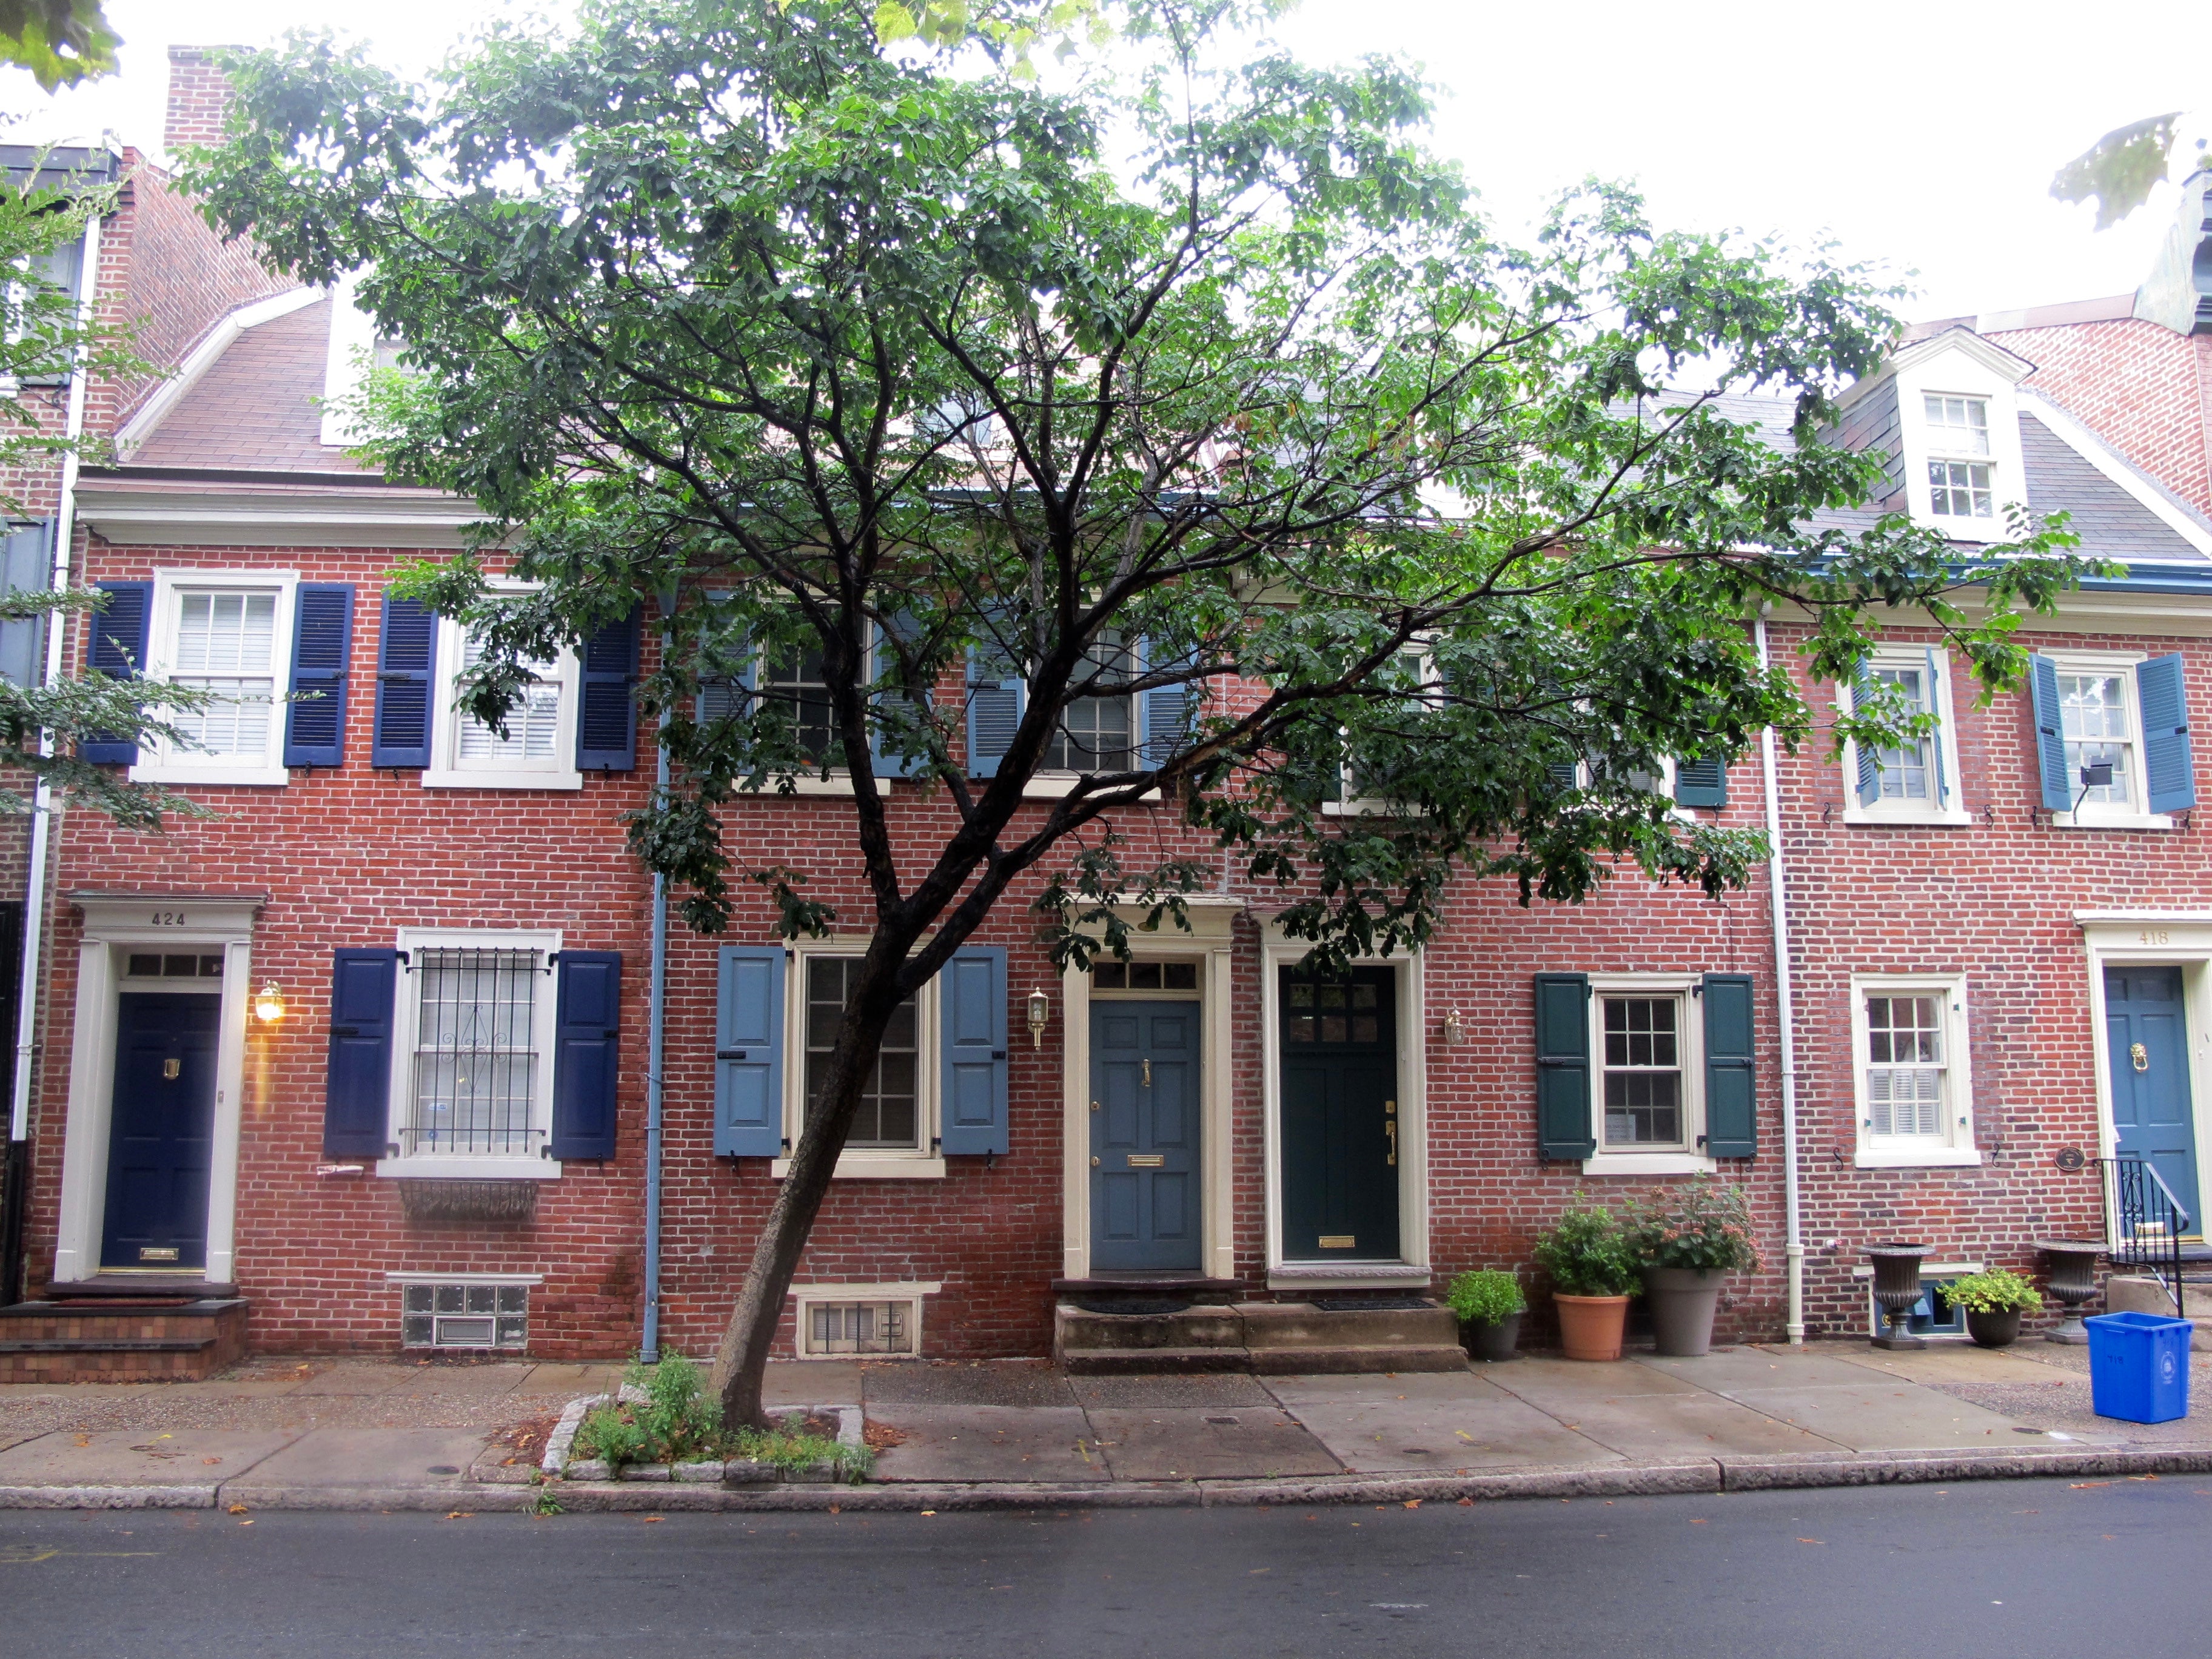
[
  {"xmin": 0, "ymin": 521, "xmax": 50, "ymax": 689},
  {"xmin": 2139, "ymin": 654, "xmax": 2197, "ymax": 814},
  {"xmin": 575, "ymin": 612, "xmax": 640, "ymax": 771},
  {"xmin": 966, "ymin": 628, "xmax": 1025, "ymax": 779},
  {"xmin": 939, "ymin": 945, "xmax": 1008, "ymax": 1155},
  {"xmin": 324, "ymin": 948, "xmax": 398, "ymax": 1158},
  {"xmin": 1851, "ymin": 666, "xmax": 1882, "ymax": 806},
  {"xmin": 370, "ymin": 596, "xmax": 437, "ymax": 768},
  {"xmin": 283, "ymin": 583, "xmax": 354, "ymax": 768},
  {"xmin": 1672, "ymin": 755, "xmax": 1727, "ymax": 809},
  {"xmin": 550, "ymin": 951, "xmax": 621, "ymax": 1159},
  {"xmin": 2028, "ymin": 654, "xmax": 2071, "ymax": 812},
  {"xmin": 79, "ymin": 578, "xmax": 150, "ymax": 765},
  {"xmin": 715, "ymin": 946, "xmax": 786, "ymax": 1157},
  {"xmin": 1139, "ymin": 637, "xmax": 1195, "ymax": 770},
  {"xmin": 1534, "ymin": 973, "xmax": 1593, "ymax": 1159},
  {"xmin": 1701, "ymin": 973, "xmax": 1757, "ymax": 1158},
  {"xmin": 871, "ymin": 615, "xmax": 928, "ymax": 779}
]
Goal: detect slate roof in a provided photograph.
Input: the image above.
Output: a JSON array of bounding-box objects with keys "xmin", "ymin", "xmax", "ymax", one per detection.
[
  {"xmin": 2019, "ymin": 407, "xmax": 2208, "ymax": 564},
  {"xmin": 130, "ymin": 295, "xmax": 366, "ymax": 474}
]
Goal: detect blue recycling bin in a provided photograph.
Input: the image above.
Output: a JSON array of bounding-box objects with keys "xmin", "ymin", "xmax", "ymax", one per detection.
[{"xmin": 2086, "ymin": 1310, "xmax": 2194, "ymax": 1424}]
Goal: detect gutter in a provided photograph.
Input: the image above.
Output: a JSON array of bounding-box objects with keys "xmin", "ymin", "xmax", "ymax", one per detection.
[
  {"xmin": 641, "ymin": 637, "xmax": 671, "ymax": 1362},
  {"xmin": 5, "ymin": 208, "xmax": 102, "ymax": 1299},
  {"xmin": 1755, "ymin": 615, "xmax": 1806, "ymax": 1344}
]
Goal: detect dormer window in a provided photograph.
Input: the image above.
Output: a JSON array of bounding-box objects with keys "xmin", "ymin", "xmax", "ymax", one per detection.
[{"xmin": 1923, "ymin": 394, "xmax": 1994, "ymax": 520}]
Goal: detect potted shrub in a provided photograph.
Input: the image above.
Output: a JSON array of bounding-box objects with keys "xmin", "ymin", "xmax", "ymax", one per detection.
[
  {"xmin": 1446, "ymin": 1269, "xmax": 1527, "ymax": 1362},
  {"xmin": 1627, "ymin": 1177, "xmax": 1761, "ymax": 1358},
  {"xmin": 1533, "ymin": 1201, "xmax": 1641, "ymax": 1361},
  {"xmin": 1941, "ymin": 1268, "xmax": 2042, "ymax": 1348}
]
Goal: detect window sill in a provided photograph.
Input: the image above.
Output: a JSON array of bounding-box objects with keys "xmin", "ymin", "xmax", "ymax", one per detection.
[
  {"xmin": 377, "ymin": 1156, "xmax": 563, "ymax": 1180},
  {"xmin": 1840, "ymin": 807, "xmax": 1974, "ymax": 828},
  {"xmin": 1854, "ymin": 1145, "xmax": 1983, "ymax": 1169},
  {"xmin": 1580, "ymin": 1152, "xmax": 1718, "ymax": 1177},
  {"xmin": 129, "ymin": 763, "xmax": 289, "ymax": 788},
  {"xmin": 771, "ymin": 1154, "xmax": 947, "ymax": 1181},
  {"xmin": 2051, "ymin": 810, "xmax": 2176, "ymax": 832},
  {"xmin": 421, "ymin": 768, "xmax": 584, "ymax": 793},
  {"xmin": 1016, "ymin": 773, "xmax": 1163, "ymax": 802}
]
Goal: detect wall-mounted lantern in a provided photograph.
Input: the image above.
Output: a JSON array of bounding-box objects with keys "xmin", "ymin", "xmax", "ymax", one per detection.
[
  {"xmin": 253, "ymin": 982, "xmax": 286, "ymax": 1025},
  {"xmin": 1026, "ymin": 987, "xmax": 1052, "ymax": 1048},
  {"xmin": 1440, "ymin": 1007, "xmax": 1465, "ymax": 1047}
]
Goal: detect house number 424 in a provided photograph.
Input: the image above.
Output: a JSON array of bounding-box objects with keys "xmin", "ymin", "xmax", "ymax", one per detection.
[{"xmin": 148, "ymin": 912, "xmax": 190, "ymax": 927}]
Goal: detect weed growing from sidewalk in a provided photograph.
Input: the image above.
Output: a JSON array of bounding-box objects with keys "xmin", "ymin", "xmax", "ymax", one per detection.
[{"xmin": 572, "ymin": 1353, "xmax": 872, "ymax": 1483}]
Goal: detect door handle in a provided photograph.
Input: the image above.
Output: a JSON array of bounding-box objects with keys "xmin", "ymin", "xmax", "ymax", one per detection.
[
  {"xmin": 1142, "ymin": 1057, "xmax": 1151, "ymax": 1087},
  {"xmin": 1385, "ymin": 1119, "xmax": 1397, "ymax": 1167}
]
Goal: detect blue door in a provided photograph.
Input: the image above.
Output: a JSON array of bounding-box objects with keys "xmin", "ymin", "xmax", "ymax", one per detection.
[
  {"xmin": 2106, "ymin": 967, "xmax": 2200, "ymax": 1235},
  {"xmin": 1090, "ymin": 1002, "xmax": 1201, "ymax": 1272},
  {"xmin": 101, "ymin": 994, "xmax": 219, "ymax": 1272}
]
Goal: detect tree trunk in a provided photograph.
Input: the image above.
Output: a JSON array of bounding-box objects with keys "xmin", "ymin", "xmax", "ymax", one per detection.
[{"xmin": 709, "ymin": 959, "xmax": 903, "ymax": 1429}]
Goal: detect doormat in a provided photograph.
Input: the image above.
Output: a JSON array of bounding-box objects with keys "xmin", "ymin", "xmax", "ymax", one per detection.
[
  {"xmin": 1307, "ymin": 1294, "xmax": 1435, "ymax": 1312},
  {"xmin": 1072, "ymin": 1298, "xmax": 1193, "ymax": 1316}
]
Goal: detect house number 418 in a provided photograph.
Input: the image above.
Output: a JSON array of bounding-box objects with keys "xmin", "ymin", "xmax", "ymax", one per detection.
[{"xmin": 2139, "ymin": 930, "xmax": 2171, "ymax": 945}]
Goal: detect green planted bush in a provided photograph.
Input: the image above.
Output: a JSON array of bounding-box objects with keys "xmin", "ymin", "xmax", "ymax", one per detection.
[
  {"xmin": 1626, "ymin": 1176, "xmax": 1761, "ymax": 1273},
  {"xmin": 1940, "ymin": 1269, "xmax": 2042, "ymax": 1314},
  {"xmin": 1533, "ymin": 1201, "xmax": 1643, "ymax": 1298},
  {"xmin": 1446, "ymin": 1269, "xmax": 1527, "ymax": 1326},
  {"xmin": 570, "ymin": 1353, "xmax": 874, "ymax": 1484}
]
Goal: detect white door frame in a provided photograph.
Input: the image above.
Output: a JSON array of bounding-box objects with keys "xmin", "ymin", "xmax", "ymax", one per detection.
[
  {"xmin": 2077, "ymin": 912, "xmax": 2212, "ymax": 1241},
  {"xmin": 1259, "ymin": 917, "xmax": 1431, "ymax": 1291},
  {"xmin": 52, "ymin": 893, "xmax": 262, "ymax": 1284},
  {"xmin": 1059, "ymin": 897, "xmax": 1241, "ymax": 1282}
]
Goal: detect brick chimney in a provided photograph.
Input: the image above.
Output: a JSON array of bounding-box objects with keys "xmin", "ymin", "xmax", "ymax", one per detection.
[{"xmin": 164, "ymin": 45, "xmax": 243, "ymax": 153}]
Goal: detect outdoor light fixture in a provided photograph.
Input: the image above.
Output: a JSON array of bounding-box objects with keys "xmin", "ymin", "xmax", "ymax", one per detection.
[
  {"xmin": 2071, "ymin": 759, "xmax": 2116, "ymax": 816},
  {"xmin": 1027, "ymin": 987, "xmax": 1052, "ymax": 1048},
  {"xmin": 253, "ymin": 982, "xmax": 286, "ymax": 1025},
  {"xmin": 1441, "ymin": 1008, "xmax": 1465, "ymax": 1047}
]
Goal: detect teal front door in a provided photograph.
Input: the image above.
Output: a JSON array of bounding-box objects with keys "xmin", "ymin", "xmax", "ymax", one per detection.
[
  {"xmin": 1279, "ymin": 967, "xmax": 1399, "ymax": 1262},
  {"xmin": 1090, "ymin": 1001, "xmax": 1201, "ymax": 1272},
  {"xmin": 2106, "ymin": 966, "xmax": 2201, "ymax": 1234},
  {"xmin": 101, "ymin": 993, "xmax": 219, "ymax": 1272}
]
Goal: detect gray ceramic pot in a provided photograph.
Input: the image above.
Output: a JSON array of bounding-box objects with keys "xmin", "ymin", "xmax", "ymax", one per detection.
[
  {"xmin": 1460, "ymin": 1312, "xmax": 1522, "ymax": 1362},
  {"xmin": 1645, "ymin": 1266, "xmax": 1724, "ymax": 1356},
  {"xmin": 1966, "ymin": 1308, "xmax": 2022, "ymax": 1349}
]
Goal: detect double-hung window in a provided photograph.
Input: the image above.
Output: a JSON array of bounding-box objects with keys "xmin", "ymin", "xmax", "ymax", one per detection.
[
  {"xmin": 1923, "ymin": 394, "xmax": 1993, "ymax": 522},
  {"xmin": 760, "ymin": 646, "xmax": 837, "ymax": 765},
  {"xmin": 803, "ymin": 955, "xmax": 922, "ymax": 1150},
  {"xmin": 1845, "ymin": 646, "xmax": 1965, "ymax": 825},
  {"xmin": 425, "ymin": 611, "xmax": 583, "ymax": 790},
  {"xmin": 386, "ymin": 928, "xmax": 564, "ymax": 1176},
  {"xmin": 132, "ymin": 571, "xmax": 297, "ymax": 787},
  {"xmin": 2029, "ymin": 651, "xmax": 2197, "ymax": 828},
  {"xmin": 1579, "ymin": 973, "xmax": 1718, "ymax": 1175},
  {"xmin": 1852, "ymin": 974, "xmax": 1977, "ymax": 1167},
  {"xmin": 1045, "ymin": 631, "xmax": 1136, "ymax": 774}
]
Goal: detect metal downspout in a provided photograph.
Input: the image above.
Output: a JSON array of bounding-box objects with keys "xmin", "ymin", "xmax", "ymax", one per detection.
[
  {"xmin": 640, "ymin": 665, "xmax": 671, "ymax": 1362},
  {"xmin": 1756, "ymin": 616, "xmax": 1806, "ymax": 1344},
  {"xmin": 4, "ymin": 209, "xmax": 102, "ymax": 1302}
]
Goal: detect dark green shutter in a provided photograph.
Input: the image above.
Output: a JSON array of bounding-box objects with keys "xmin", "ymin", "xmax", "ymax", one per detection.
[
  {"xmin": 1534, "ymin": 973, "xmax": 1593, "ymax": 1159},
  {"xmin": 324, "ymin": 949, "xmax": 398, "ymax": 1158},
  {"xmin": 283, "ymin": 583, "xmax": 354, "ymax": 768},
  {"xmin": 715, "ymin": 945, "xmax": 786, "ymax": 1156},
  {"xmin": 1701, "ymin": 972, "xmax": 1756, "ymax": 1158},
  {"xmin": 549, "ymin": 951, "xmax": 621, "ymax": 1159},
  {"xmin": 939, "ymin": 945, "xmax": 1008, "ymax": 1155},
  {"xmin": 1672, "ymin": 754, "xmax": 1727, "ymax": 808},
  {"xmin": 2028, "ymin": 655, "xmax": 2070, "ymax": 812}
]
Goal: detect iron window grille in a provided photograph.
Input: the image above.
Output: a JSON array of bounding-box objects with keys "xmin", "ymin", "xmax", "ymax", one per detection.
[
  {"xmin": 804, "ymin": 1299, "xmax": 913, "ymax": 1356},
  {"xmin": 403, "ymin": 948, "xmax": 545, "ymax": 1157},
  {"xmin": 401, "ymin": 1282, "xmax": 528, "ymax": 1350}
]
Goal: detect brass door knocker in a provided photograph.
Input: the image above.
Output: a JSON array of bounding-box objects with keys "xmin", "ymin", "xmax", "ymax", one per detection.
[{"xmin": 2131, "ymin": 1042, "xmax": 2150, "ymax": 1073}]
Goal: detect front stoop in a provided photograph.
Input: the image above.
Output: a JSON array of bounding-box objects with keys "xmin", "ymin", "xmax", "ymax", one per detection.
[
  {"xmin": 1054, "ymin": 1299, "xmax": 1464, "ymax": 1375},
  {"xmin": 0, "ymin": 1299, "xmax": 249, "ymax": 1382}
]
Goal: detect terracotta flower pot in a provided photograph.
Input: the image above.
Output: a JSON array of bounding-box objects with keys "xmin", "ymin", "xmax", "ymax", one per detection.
[
  {"xmin": 1644, "ymin": 1267, "xmax": 1725, "ymax": 1357},
  {"xmin": 1554, "ymin": 1293, "xmax": 1630, "ymax": 1361}
]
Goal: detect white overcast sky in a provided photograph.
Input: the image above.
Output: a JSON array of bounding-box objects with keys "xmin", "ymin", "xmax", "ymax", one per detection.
[{"xmin": 1, "ymin": 0, "xmax": 2202, "ymax": 322}]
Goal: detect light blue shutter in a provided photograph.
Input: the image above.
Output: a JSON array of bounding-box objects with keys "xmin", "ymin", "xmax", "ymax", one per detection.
[
  {"xmin": 1922, "ymin": 648, "xmax": 1949, "ymax": 806},
  {"xmin": 1850, "ymin": 665, "xmax": 1881, "ymax": 806},
  {"xmin": 715, "ymin": 946, "xmax": 786, "ymax": 1157},
  {"xmin": 1138, "ymin": 637, "xmax": 1195, "ymax": 770},
  {"xmin": 0, "ymin": 522, "xmax": 50, "ymax": 689},
  {"xmin": 871, "ymin": 615, "xmax": 928, "ymax": 779},
  {"xmin": 2028, "ymin": 654, "xmax": 2071, "ymax": 812},
  {"xmin": 966, "ymin": 622, "xmax": 1024, "ymax": 779},
  {"xmin": 938, "ymin": 945, "xmax": 1008, "ymax": 1155},
  {"xmin": 2139, "ymin": 654, "xmax": 2197, "ymax": 814}
]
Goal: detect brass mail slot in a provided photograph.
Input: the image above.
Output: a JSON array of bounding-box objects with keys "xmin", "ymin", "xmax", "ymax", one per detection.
[
  {"xmin": 1318, "ymin": 1235, "xmax": 1356, "ymax": 1249},
  {"xmin": 1125, "ymin": 1153, "xmax": 1165, "ymax": 1168},
  {"xmin": 138, "ymin": 1247, "xmax": 179, "ymax": 1262}
]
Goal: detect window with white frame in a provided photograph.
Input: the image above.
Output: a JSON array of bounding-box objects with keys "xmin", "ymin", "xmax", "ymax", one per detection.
[
  {"xmin": 2037, "ymin": 651, "xmax": 2188, "ymax": 826},
  {"xmin": 760, "ymin": 645, "xmax": 836, "ymax": 763},
  {"xmin": 1852, "ymin": 975, "xmax": 1977, "ymax": 1167},
  {"xmin": 134, "ymin": 574, "xmax": 296, "ymax": 786},
  {"xmin": 803, "ymin": 954, "xmax": 922, "ymax": 1150},
  {"xmin": 1335, "ymin": 646, "xmax": 1437, "ymax": 810},
  {"xmin": 389, "ymin": 931, "xmax": 561, "ymax": 1169},
  {"xmin": 2058, "ymin": 669, "xmax": 2137, "ymax": 810},
  {"xmin": 1045, "ymin": 631, "xmax": 1135, "ymax": 773},
  {"xmin": 427, "ymin": 615, "xmax": 581, "ymax": 788},
  {"xmin": 1923, "ymin": 394, "xmax": 1993, "ymax": 521},
  {"xmin": 1845, "ymin": 648, "xmax": 1964, "ymax": 823},
  {"xmin": 1599, "ymin": 993, "xmax": 1686, "ymax": 1151}
]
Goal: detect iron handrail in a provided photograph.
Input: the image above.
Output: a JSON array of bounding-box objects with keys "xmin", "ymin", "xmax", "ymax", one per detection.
[{"xmin": 2098, "ymin": 1153, "xmax": 2188, "ymax": 1315}]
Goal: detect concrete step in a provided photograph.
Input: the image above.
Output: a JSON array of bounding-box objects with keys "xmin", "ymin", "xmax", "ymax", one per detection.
[
  {"xmin": 1061, "ymin": 1344, "xmax": 1257, "ymax": 1375},
  {"xmin": 1054, "ymin": 1299, "xmax": 1467, "ymax": 1375},
  {"xmin": 1054, "ymin": 1305, "xmax": 1244, "ymax": 1352},
  {"xmin": 0, "ymin": 1337, "xmax": 221, "ymax": 1382},
  {"xmin": 1238, "ymin": 1301, "xmax": 1458, "ymax": 1351},
  {"xmin": 2105, "ymin": 1275, "xmax": 2212, "ymax": 1349},
  {"xmin": 0, "ymin": 1298, "xmax": 248, "ymax": 1381},
  {"xmin": 1249, "ymin": 1344, "xmax": 1470, "ymax": 1376}
]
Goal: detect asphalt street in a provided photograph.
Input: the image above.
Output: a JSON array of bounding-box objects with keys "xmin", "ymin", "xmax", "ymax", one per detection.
[{"xmin": 0, "ymin": 1475, "xmax": 2199, "ymax": 1657}]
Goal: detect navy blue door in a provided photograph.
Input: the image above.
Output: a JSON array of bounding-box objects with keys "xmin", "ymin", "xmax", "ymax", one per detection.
[
  {"xmin": 1279, "ymin": 967, "xmax": 1400, "ymax": 1261},
  {"xmin": 101, "ymin": 994, "xmax": 219, "ymax": 1271},
  {"xmin": 1090, "ymin": 1002, "xmax": 1201, "ymax": 1272},
  {"xmin": 2106, "ymin": 967, "xmax": 2201, "ymax": 1235}
]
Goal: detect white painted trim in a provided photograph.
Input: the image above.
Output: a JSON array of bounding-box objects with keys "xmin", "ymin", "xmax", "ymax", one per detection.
[
  {"xmin": 320, "ymin": 272, "xmax": 380, "ymax": 449},
  {"xmin": 424, "ymin": 612, "xmax": 583, "ymax": 793},
  {"xmin": 1580, "ymin": 971, "xmax": 1709, "ymax": 1171},
  {"xmin": 74, "ymin": 485, "xmax": 492, "ymax": 550},
  {"xmin": 2077, "ymin": 917, "xmax": 2212, "ymax": 1241},
  {"xmin": 52, "ymin": 896, "xmax": 261, "ymax": 1284},
  {"xmin": 129, "ymin": 568, "xmax": 300, "ymax": 789},
  {"xmin": 1258, "ymin": 921, "xmax": 1429, "ymax": 1276},
  {"xmin": 2037, "ymin": 649, "xmax": 2168, "ymax": 828},
  {"xmin": 788, "ymin": 1281, "xmax": 941, "ymax": 1359},
  {"xmin": 384, "ymin": 1271, "xmax": 546, "ymax": 1286},
  {"xmin": 2019, "ymin": 390, "xmax": 2212, "ymax": 558},
  {"xmin": 113, "ymin": 287, "xmax": 323, "ymax": 461},
  {"xmin": 772, "ymin": 1155, "xmax": 946, "ymax": 1181},
  {"xmin": 1840, "ymin": 645, "xmax": 1974, "ymax": 826},
  {"xmin": 1846, "ymin": 972, "xmax": 1980, "ymax": 1168}
]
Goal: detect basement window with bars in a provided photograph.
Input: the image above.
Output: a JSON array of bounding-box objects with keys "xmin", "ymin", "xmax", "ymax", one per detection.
[
  {"xmin": 802, "ymin": 1299, "xmax": 915, "ymax": 1356},
  {"xmin": 401, "ymin": 1282, "xmax": 529, "ymax": 1350},
  {"xmin": 402, "ymin": 948, "xmax": 545, "ymax": 1158}
]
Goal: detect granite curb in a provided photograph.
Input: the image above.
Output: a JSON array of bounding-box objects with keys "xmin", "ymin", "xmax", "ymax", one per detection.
[{"xmin": 1, "ymin": 1443, "xmax": 2208, "ymax": 1513}]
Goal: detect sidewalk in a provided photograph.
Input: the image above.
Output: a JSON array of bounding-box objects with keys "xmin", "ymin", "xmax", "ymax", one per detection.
[{"xmin": 3, "ymin": 1340, "xmax": 2211, "ymax": 1511}]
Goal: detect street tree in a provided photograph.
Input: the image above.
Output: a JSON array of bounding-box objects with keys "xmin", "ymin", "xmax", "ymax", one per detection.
[{"xmin": 188, "ymin": 0, "xmax": 2085, "ymax": 1426}]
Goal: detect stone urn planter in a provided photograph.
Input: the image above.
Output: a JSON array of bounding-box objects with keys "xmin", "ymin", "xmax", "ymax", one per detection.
[
  {"xmin": 1645, "ymin": 1267, "xmax": 1726, "ymax": 1357},
  {"xmin": 1460, "ymin": 1312, "xmax": 1522, "ymax": 1363},
  {"xmin": 1866, "ymin": 1242, "xmax": 1932, "ymax": 1350},
  {"xmin": 1554, "ymin": 1293, "xmax": 1630, "ymax": 1362},
  {"xmin": 1966, "ymin": 1308, "xmax": 2023, "ymax": 1349}
]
